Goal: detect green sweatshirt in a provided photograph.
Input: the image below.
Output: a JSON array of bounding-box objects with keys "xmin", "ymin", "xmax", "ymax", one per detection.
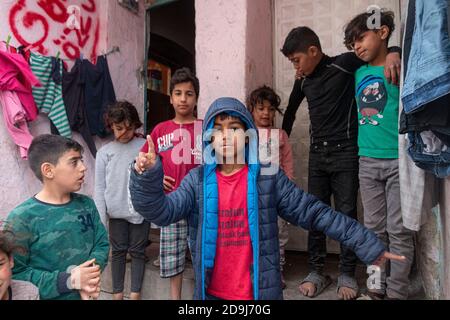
[{"xmin": 6, "ymin": 193, "xmax": 109, "ymax": 300}]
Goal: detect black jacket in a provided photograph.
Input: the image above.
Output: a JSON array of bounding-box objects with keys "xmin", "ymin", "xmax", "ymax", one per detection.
[{"xmin": 282, "ymin": 53, "xmax": 363, "ymax": 144}]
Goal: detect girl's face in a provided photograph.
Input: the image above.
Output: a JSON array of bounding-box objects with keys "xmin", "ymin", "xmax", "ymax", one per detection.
[
  {"xmin": 111, "ymin": 121, "xmax": 136, "ymax": 144},
  {"xmin": 0, "ymin": 251, "xmax": 13, "ymax": 300},
  {"xmin": 252, "ymin": 99, "xmax": 276, "ymax": 128},
  {"xmin": 170, "ymin": 82, "xmax": 197, "ymax": 118}
]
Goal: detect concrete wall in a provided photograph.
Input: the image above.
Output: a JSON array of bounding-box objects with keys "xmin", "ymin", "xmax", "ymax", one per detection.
[
  {"xmin": 441, "ymin": 179, "xmax": 450, "ymax": 298},
  {"xmin": 104, "ymin": 0, "xmax": 146, "ymax": 114},
  {"xmin": 0, "ymin": 0, "xmax": 145, "ymax": 220},
  {"xmin": 195, "ymin": 0, "xmax": 272, "ymax": 118},
  {"xmin": 245, "ymin": 0, "xmax": 273, "ymax": 97}
]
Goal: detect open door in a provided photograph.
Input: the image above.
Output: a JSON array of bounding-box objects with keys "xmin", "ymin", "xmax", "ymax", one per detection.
[{"xmin": 143, "ymin": 0, "xmax": 195, "ymax": 135}]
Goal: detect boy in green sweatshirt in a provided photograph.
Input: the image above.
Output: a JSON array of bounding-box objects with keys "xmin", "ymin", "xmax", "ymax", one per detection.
[{"xmin": 6, "ymin": 134, "xmax": 109, "ymax": 300}]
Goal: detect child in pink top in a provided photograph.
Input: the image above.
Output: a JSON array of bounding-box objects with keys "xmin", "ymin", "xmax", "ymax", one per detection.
[{"xmin": 248, "ymin": 85, "xmax": 294, "ymax": 289}]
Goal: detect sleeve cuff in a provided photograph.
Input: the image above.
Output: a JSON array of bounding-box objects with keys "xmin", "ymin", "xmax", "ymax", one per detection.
[
  {"xmin": 387, "ymin": 46, "xmax": 402, "ymax": 58},
  {"xmin": 57, "ymin": 272, "xmax": 73, "ymax": 294}
]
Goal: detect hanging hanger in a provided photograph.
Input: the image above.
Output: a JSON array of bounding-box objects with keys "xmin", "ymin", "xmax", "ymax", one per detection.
[
  {"xmin": 105, "ymin": 46, "xmax": 120, "ymax": 56},
  {"xmin": 55, "ymin": 51, "xmax": 60, "ymax": 59}
]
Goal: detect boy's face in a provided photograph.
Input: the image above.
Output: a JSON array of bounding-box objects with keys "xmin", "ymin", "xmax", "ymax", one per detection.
[
  {"xmin": 0, "ymin": 251, "xmax": 13, "ymax": 300},
  {"xmin": 353, "ymin": 27, "xmax": 389, "ymax": 62},
  {"xmin": 212, "ymin": 116, "xmax": 247, "ymax": 163},
  {"xmin": 170, "ymin": 81, "xmax": 197, "ymax": 118},
  {"xmin": 252, "ymin": 100, "xmax": 276, "ymax": 128},
  {"xmin": 288, "ymin": 46, "xmax": 320, "ymax": 77},
  {"xmin": 111, "ymin": 121, "xmax": 135, "ymax": 144},
  {"xmin": 44, "ymin": 149, "xmax": 87, "ymax": 193}
]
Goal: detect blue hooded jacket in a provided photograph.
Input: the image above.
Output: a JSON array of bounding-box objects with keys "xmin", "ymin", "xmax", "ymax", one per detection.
[{"xmin": 129, "ymin": 97, "xmax": 386, "ymax": 300}]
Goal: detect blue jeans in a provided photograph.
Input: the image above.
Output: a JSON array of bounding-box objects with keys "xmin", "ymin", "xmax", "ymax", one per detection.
[
  {"xmin": 402, "ymin": 0, "xmax": 450, "ymax": 113},
  {"xmin": 407, "ymin": 131, "xmax": 450, "ymax": 178},
  {"xmin": 307, "ymin": 140, "xmax": 359, "ymax": 276}
]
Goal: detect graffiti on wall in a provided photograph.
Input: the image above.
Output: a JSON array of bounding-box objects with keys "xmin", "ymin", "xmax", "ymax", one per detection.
[{"xmin": 8, "ymin": 0, "xmax": 100, "ymax": 61}]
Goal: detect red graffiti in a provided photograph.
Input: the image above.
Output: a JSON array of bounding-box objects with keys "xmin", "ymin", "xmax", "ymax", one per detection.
[
  {"xmin": 37, "ymin": 0, "xmax": 68, "ymax": 23},
  {"xmin": 8, "ymin": 0, "xmax": 100, "ymax": 62},
  {"xmin": 82, "ymin": 0, "xmax": 96, "ymax": 13},
  {"xmin": 9, "ymin": 0, "xmax": 49, "ymax": 55}
]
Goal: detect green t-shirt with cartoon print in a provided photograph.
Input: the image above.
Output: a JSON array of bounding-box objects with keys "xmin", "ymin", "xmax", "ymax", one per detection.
[{"xmin": 355, "ymin": 65, "xmax": 399, "ymax": 159}]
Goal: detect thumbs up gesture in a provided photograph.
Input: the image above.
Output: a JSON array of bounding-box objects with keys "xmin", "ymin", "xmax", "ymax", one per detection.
[{"xmin": 135, "ymin": 135, "xmax": 157, "ymax": 174}]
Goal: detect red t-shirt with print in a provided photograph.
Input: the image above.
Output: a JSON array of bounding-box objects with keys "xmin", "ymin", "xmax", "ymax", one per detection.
[
  {"xmin": 207, "ymin": 165, "xmax": 253, "ymax": 300},
  {"xmin": 141, "ymin": 120, "xmax": 203, "ymax": 192}
]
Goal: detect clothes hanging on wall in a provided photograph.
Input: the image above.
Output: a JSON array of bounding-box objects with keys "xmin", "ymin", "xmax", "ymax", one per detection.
[
  {"xmin": 0, "ymin": 42, "xmax": 40, "ymax": 159},
  {"xmin": 51, "ymin": 59, "xmax": 98, "ymax": 157},
  {"xmin": 399, "ymin": 0, "xmax": 442, "ymax": 231},
  {"xmin": 30, "ymin": 52, "xmax": 72, "ymax": 138},
  {"xmin": 82, "ymin": 55, "xmax": 116, "ymax": 138},
  {"xmin": 402, "ymin": 0, "xmax": 450, "ymax": 113},
  {"xmin": 0, "ymin": 43, "xmax": 39, "ymax": 121},
  {"xmin": 400, "ymin": 0, "xmax": 450, "ymax": 178}
]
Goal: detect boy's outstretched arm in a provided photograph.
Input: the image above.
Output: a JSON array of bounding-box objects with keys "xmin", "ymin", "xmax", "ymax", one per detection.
[
  {"xmin": 274, "ymin": 171, "xmax": 404, "ymax": 265},
  {"xmin": 129, "ymin": 135, "xmax": 196, "ymax": 226},
  {"xmin": 342, "ymin": 48, "xmax": 402, "ymax": 85}
]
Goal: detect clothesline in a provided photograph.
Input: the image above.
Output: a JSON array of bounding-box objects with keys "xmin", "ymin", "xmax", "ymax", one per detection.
[
  {"xmin": 61, "ymin": 46, "xmax": 121, "ymax": 61},
  {"xmin": 1, "ymin": 40, "xmax": 117, "ymax": 159}
]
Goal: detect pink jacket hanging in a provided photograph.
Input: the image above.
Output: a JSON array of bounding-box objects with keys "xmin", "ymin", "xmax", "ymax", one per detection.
[
  {"xmin": 0, "ymin": 91, "xmax": 34, "ymax": 159},
  {"xmin": 0, "ymin": 42, "xmax": 41, "ymax": 159},
  {"xmin": 0, "ymin": 42, "xmax": 40, "ymax": 121}
]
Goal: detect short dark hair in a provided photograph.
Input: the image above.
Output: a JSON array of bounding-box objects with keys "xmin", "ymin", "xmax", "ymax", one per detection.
[
  {"xmin": 215, "ymin": 112, "xmax": 247, "ymax": 130},
  {"xmin": 281, "ymin": 26, "xmax": 322, "ymax": 56},
  {"xmin": 28, "ymin": 135, "xmax": 84, "ymax": 182},
  {"xmin": 105, "ymin": 101, "xmax": 142, "ymax": 130},
  {"xmin": 344, "ymin": 10, "xmax": 395, "ymax": 50},
  {"xmin": 170, "ymin": 67, "xmax": 200, "ymax": 98},
  {"xmin": 0, "ymin": 227, "xmax": 25, "ymax": 257},
  {"xmin": 247, "ymin": 86, "xmax": 283, "ymax": 114}
]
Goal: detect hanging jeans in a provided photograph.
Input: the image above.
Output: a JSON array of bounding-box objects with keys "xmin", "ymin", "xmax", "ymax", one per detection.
[
  {"xmin": 407, "ymin": 131, "xmax": 450, "ymax": 178},
  {"xmin": 401, "ymin": 0, "xmax": 450, "ymax": 113}
]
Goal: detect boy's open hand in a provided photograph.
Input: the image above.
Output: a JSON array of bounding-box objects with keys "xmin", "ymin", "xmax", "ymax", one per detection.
[
  {"xmin": 135, "ymin": 135, "xmax": 157, "ymax": 174},
  {"xmin": 372, "ymin": 251, "xmax": 406, "ymax": 266}
]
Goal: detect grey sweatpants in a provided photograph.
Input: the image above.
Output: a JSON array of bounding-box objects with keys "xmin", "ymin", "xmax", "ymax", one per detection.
[{"xmin": 359, "ymin": 157, "xmax": 414, "ymax": 299}]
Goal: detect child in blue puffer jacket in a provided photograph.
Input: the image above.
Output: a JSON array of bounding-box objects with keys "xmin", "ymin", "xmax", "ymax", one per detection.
[{"xmin": 129, "ymin": 97, "xmax": 405, "ymax": 300}]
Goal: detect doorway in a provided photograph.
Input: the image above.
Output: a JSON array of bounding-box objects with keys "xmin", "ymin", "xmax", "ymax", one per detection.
[{"xmin": 144, "ymin": 0, "xmax": 196, "ymax": 134}]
